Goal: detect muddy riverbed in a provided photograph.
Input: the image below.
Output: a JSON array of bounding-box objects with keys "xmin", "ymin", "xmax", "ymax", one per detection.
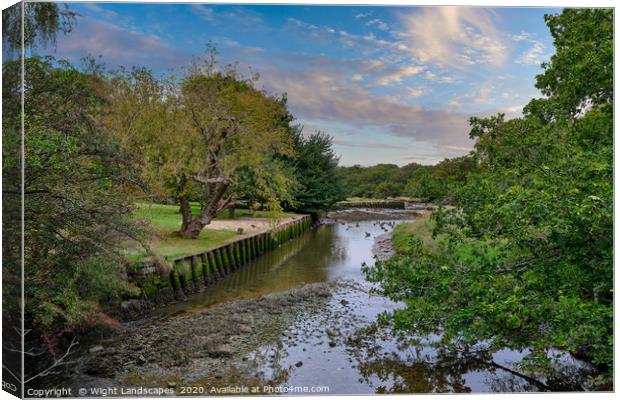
[{"xmin": 45, "ymin": 211, "xmax": 598, "ymax": 394}]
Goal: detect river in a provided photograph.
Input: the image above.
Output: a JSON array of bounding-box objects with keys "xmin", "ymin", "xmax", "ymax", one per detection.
[{"xmin": 49, "ymin": 213, "xmax": 595, "ymax": 394}]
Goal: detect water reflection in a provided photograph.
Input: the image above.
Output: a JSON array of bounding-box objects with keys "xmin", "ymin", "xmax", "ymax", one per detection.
[
  {"xmin": 151, "ymin": 221, "xmax": 383, "ymax": 316},
  {"xmin": 62, "ymin": 218, "xmax": 597, "ymax": 393}
]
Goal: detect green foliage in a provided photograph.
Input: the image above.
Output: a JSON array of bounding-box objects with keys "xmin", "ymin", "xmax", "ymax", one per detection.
[
  {"xmin": 365, "ymin": 8, "xmax": 613, "ymax": 377},
  {"xmin": 2, "ymin": 2, "xmax": 76, "ymax": 52},
  {"xmin": 337, "ymin": 163, "xmax": 412, "ymax": 199},
  {"xmin": 533, "ymin": 9, "xmax": 613, "ymax": 119},
  {"xmin": 232, "ymin": 159, "xmax": 297, "ymax": 213},
  {"xmin": 282, "ymin": 129, "xmax": 346, "ymax": 212},
  {"xmin": 390, "ymin": 214, "xmax": 440, "ymax": 254},
  {"xmin": 3, "ymin": 56, "xmax": 146, "ymax": 341},
  {"xmin": 336, "ymin": 157, "xmax": 475, "ymax": 203},
  {"xmin": 107, "ymin": 51, "xmax": 296, "ymax": 238},
  {"xmin": 405, "ymin": 167, "xmax": 441, "ymax": 202},
  {"xmin": 406, "ymin": 156, "xmax": 476, "ymax": 203}
]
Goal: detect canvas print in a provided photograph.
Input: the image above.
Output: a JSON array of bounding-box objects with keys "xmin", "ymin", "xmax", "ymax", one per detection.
[{"xmin": 2, "ymin": 1, "xmax": 614, "ymax": 397}]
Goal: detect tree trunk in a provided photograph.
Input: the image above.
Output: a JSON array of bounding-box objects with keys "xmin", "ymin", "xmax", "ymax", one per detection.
[
  {"xmin": 179, "ymin": 195, "xmax": 192, "ymax": 232},
  {"xmin": 177, "ymin": 182, "xmax": 232, "ymax": 239}
]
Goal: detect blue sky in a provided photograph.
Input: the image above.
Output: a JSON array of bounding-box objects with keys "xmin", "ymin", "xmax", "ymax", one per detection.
[{"xmin": 47, "ymin": 3, "xmax": 561, "ymax": 166}]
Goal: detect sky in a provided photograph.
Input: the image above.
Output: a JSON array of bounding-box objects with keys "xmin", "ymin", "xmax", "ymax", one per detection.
[{"xmin": 45, "ymin": 3, "xmax": 561, "ymax": 166}]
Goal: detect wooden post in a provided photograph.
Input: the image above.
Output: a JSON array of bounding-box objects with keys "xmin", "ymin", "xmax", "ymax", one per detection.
[
  {"xmin": 200, "ymin": 253, "xmax": 210, "ymax": 285},
  {"xmin": 227, "ymin": 245, "xmax": 236, "ymax": 270},
  {"xmin": 220, "ymin": 247, "xmax": 230, "ymax": 275},
  {"xmin": 208, "ymin": 251, "xmax": 220, "ymax": 279}
]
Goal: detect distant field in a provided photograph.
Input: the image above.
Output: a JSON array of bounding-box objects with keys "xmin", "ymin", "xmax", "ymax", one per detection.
[
  {"xmin": 127, "ymin": 203, "xmax": 298, "ymax": 260},
  {"xmin": 335, "ymin": 198, "xmax": 410, "ymax": 209}
]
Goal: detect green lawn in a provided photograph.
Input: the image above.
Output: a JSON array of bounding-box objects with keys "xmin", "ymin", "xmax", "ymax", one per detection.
[{"xmin": 127, "ymin": 203, "xmax": 297, "ymax": 260}]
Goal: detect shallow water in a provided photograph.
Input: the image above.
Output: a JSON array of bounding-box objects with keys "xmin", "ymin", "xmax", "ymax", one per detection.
[
  {"xmin": 151, "ymin": 220, "xmax": 386, "ymax": 316},
  {"xmin": 139, "ymin": 218, "xmax": 593, "ymax": 393}
]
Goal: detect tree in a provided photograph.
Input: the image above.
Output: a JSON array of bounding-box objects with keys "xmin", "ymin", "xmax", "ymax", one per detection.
[
  {"xmin": 405, "ymin": 167, "xmax": 440, "ymax": 202},
  {"xmin": 283, "ymin": 129, "xmax": 345, "ymax": 212},
  {"xmin": 231, "ymin": 159, "xmax": 297, "ymax": 215},
  {"xmin": 402, "ymin": 156, "xmax": 475, "ymax": 203},
  {"xmin": 108, "ymin": 53, "xmax": 296, "ymax": 238},
  {"xmin": 2, "ymin": 2, "xmax": 76, "ymax": 52},
  {"xmin": 3, "ymin": 56, "xmax": 145, "ymax": 364},
  {"xmin": 365, "ymin": 8, "xmax": 613, "ymax": 381},
  {"xmin": 531, "ymin": 9, "xmax": 613, "ymax": 119},
  {"xmin": 3, "ymin": 4, "xmax": 77, "ymax": 391},
  {"xmin": 336, "ymin": 163, "xmax": 414, "ymax": 199}
]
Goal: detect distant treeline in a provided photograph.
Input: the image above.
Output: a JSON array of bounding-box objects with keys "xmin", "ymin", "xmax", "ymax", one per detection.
[{"xmin": 336, "ymin": 156, "xmax": 476, "ymax": 202}]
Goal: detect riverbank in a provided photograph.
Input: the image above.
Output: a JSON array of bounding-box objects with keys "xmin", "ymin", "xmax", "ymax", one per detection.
[
  {"xmin": 127, "ymin": 203, "xmax": 302, "ymax": 260},
  {"xmin": 371, "ymin": 233, "xmax": 394, "ymax": 261},
  {"xmin": 120, "ymin": 214, "xmax": 313, "ymax": 319},
  {"xmin": 370, "ymin": 210, "xmax": 436, "ymax": 261},
  {"xmin": 390, "ymin": 212, "xmax": 440, "ymax": 253},
  {"xmin": 326, "ymin": 208, "xmax": 418, "ymax": 221},
  {"xmin": 38, "ymin": 211, "xmax": 599, "ymax": 394},
  {"xmin": 80, "ymin": 283, "xmax": 336, "ymax": 392}
]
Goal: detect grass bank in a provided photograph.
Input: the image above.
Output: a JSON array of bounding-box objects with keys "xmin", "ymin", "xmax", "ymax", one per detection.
[
  {"xmin": 391, "ymin": 213, "xmax": 441, "ymax": 254},
  {"xmin": 127, "ymin": 203, "xmax": 299, "ymax": 260}
]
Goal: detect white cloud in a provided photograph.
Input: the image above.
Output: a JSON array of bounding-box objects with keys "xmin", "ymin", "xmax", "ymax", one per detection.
[
  {"xmin": 406, "ymin": 87, "xmax": 424, "ymax": 97},
  {"xmin": 351, "ymin": 73, "xmax": 364, "ymax": 81},
  {"xmin": 354, "ymin": 11, "xmax": 373, "ymax": 19},
  {"xmin": 503, "ymin": 104, "xmax": 525, "ymax": 116},
  {"xmin": 376, "ymin": 65, "xmax": 425, "ymax": 86},
  {"xmin": 54, "ymin": 18, "xmax": 191, "ymax": 69},
  {"xmin": 191, "ymin": 5, "xmax": 266, "ymax": 31},
  {"xmin": 191, "ymin": 4, "xmax": 214, "ymax": 21},
  {"xmin": 425, "ymin": 70, "xmax": 457, "ymax": 83},
  {"xmin": 221, "ymin": 38, "xmax": 240, "ymax": 47},
  {"xmin": 515, "ymin": 41, "xmax": 545, "ymax": 65},
  {"xmin": 400, "ymin": 7, "xmax": 507, "ymax": 68},
  {"xmin": 510, "ymin": 30, "xmax": 533, "ymax": 41},
  {"xmin": 448, "ymin": 82, "xmax": 496, "ymax": 108},
  {"xmin": 258, "ymin": 64, "xmax": 473, "ymax": 153},
  {"xmin": 366, "ymin": 19, "xmax": 389, "ymax": 31}
]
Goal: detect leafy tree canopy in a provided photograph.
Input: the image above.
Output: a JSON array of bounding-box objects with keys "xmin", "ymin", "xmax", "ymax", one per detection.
[
  {"xmin": 3, "ymin": 56, "xmax": 145, "ymax": 345},
  {"xmin": 106, "ymin": 51, "xmax": 296, "ymax": 238},
  {"xmin": 2, "ymin": 2, "xmax": 76, "ymax": 51},
  {"xmin": 365, "ymin": 8, "xmax": 613, "ymax": 381},
  {"xmin": 283, "ymin": 128, "xmax": 345, "ymax": 212}
]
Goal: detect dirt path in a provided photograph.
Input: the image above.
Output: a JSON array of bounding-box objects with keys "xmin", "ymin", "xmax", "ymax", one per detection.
[{"xmin": 208, "ymin": 215, "xmax": 306, "ymax": 235}]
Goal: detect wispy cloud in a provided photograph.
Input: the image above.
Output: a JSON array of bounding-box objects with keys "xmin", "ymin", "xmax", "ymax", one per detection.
[
  {"xmin": 376, "ymin": 65, "xmax": 425, "ymax": 86},
  {"xmin": 399, "ymin": 7, "xmax": 507, "ymax": 67},
  {"xmin": 405, "ymin": 87, "xmax": 424, "ymax": 97},
  {"xmin": 258, "ymin": 63, "xmax": 474, "ymax": 152},
  {"xmin": 366, "ymin": 18, "xmax": 389, "ymax": 31},
  {"xmin": 448, "ymin": 82, "xmax": 496, "ymax": 108},
  {"xmin": 424, "ymin": 70, "xmax": 457, "ymax": 83},
  {"xmin": 354, "ymin": 11, "xmax": 373, "ymax": 19},
  {"xmin": 54, "ymin": 17, "xmax": 191, "ymax": 69},
  {"xmin": 191, "ymin": 5, "xmax": 267, "ymax": 31},
  {"xmin": 191, "ymin": 4, "xmax": 214, "ymax": 21},
  {"xmin": 333, "ymin": 140, "xmax": 402, "ymax": 149},
  {"xmin": 511, "ymin": 30, "xmax": 547, "ymax": 66},
  {"xmin": 515, "ymin": 40, "xmax": 545, "ymax": 65}
]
